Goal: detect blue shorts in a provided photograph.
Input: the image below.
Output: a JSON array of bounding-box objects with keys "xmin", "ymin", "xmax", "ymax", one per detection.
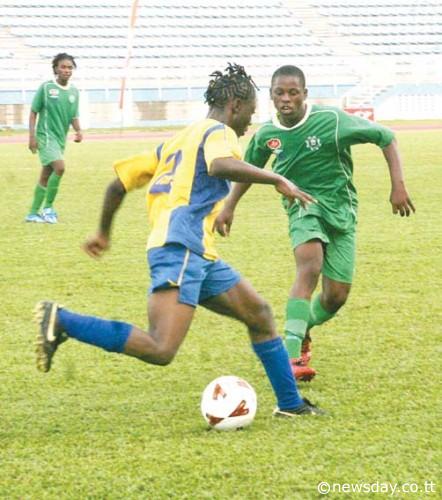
[{"xmin": 147, "ymin": 244, "xmax": 241, "ymax": 307}]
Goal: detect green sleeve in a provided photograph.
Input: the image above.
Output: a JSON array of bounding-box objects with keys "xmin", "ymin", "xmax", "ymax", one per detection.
[
  {"xmin": 31, "ymin": 84, "xmax": 44, "ymax": 113},
  {"xmin": 244, "ymin": 132, "xmax": 271, "ymax": 168},
  {"xmin": 337, "ymin": 109, "xmax": 395, "ymax": 149}
]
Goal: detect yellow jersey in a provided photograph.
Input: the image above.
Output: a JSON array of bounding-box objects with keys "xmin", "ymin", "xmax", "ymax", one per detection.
[{"xmin": 114, "ymin": 118, "xmax": 242, "ymax": 260}]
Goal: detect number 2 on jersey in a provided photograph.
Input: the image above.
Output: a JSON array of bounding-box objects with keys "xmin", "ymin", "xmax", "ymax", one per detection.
[{"xmin": 149, "ymin": 150, "xmax": 182, "ymax": 193}]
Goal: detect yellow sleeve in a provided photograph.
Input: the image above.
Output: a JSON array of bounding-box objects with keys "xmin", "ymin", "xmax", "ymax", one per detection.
[
  {"xmin": 113, "ymin": 150, "xmax": 158, "ymax": 192},
  {"xmin": 204, "ymin": 126, "xmax": 242, "ymax": 173}
]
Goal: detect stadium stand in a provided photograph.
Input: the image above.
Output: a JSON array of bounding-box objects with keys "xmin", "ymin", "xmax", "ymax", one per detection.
[
  {"xmin": 0, "ymin": 0, "xmax": 441, "ymax": 126},
  {"xmin": 315, "ymin": 1, "xmax": 442, "ymax": 56},
  {"xmin": 0, "ymin": 1, "xmax": 337, "ymax": 86},
  {"xmin": 286, "ymin": 0, "xmax": 442, "ymax": 115}
]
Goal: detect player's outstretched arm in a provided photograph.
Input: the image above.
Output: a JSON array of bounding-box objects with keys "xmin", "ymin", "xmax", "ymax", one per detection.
[
  {"xmin": 83, "ymin": 178, "xmax": 127, "ymax": 258},
  {"xmin": 382, "ymin": 139, "xmax": 415, "ymax": 217},
  {"xmin": 211, "ymin": 156, "xmax": 315, "ymax": 207}
]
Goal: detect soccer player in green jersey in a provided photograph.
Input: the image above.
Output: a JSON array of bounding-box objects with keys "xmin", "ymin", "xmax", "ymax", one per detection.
[
  {"xmin": 26, "ymin": 53, "xmax": 82, "ymax": 224},
  {"xmin": 215, "ymin": 65, "xmax": 415, "ymax": 381}
]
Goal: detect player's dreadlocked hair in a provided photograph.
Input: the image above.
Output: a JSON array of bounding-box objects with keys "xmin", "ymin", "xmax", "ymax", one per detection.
[
  {"xmin": 204, "ymin": 63, "xmax": 259, "ymax": 108},
  {"xmin": 52, "ymin": 53, "xmax": 77, "ymax": 74}
]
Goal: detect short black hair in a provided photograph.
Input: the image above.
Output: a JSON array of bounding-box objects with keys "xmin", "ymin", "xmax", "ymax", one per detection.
[
  {"xmin": 52, "ymin": 53, "xmax": 77, "ymax": 74},
  {"xmin": 204, "ymin": 63, "xmax": 258, "ymax": 108},
  {"xmin": 271, "ymin": 65, "xmax": 306, "ymax": 88}
]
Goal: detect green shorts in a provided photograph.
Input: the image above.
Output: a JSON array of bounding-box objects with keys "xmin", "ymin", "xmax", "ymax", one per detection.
[
  {"xmin": 288, "ymin": 214, "xmax": 356, "ymax": 283},
  {"xmin": 37, "ymin": 135, "xmax": 65, "ymax": 166}
]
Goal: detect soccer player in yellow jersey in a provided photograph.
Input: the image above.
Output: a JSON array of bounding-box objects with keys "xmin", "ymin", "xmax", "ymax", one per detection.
[{"xmin": 34, "ymin": 64, "xmax": 324, "ymax": 417}]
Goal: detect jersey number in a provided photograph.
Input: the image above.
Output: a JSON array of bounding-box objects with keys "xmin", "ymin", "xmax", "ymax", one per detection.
[{"xmin": 149, "ymin": 150, "xmax": 182, "ymax": 194}]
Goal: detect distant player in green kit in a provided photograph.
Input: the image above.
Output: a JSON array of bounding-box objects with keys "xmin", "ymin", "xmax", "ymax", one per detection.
[
  {"xmin": 26, "ymin": 53, "xmax": 82, "ymax": 223},
  {"xmin": 215, "ymin": 65, "xmax": 415, "ymax": 381}
]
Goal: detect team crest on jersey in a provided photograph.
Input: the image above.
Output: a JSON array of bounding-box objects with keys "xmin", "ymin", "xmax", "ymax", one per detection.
[
  {"xmin": 69, "ymin": 94, "xmax": 76, "ymax": 103},
  {"xmin": 49, "ymin": 88, "xmax": 59, "ymax": 98},
  {"xmin": 305, "ymin": 135, "xmax": 322, "ymax": 151}
]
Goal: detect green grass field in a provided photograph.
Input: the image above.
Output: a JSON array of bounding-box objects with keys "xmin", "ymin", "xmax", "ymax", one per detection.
[{"xmin": 0, "ymin": 126, "xmax": 440, "ymax": 499}]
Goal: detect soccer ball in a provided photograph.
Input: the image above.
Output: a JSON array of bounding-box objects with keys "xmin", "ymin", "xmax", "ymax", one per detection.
[{"xmin": 200, "ymin": 375, "xmax": 257, "ymax": 431}]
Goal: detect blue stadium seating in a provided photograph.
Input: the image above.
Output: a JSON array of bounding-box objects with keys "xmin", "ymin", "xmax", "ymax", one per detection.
[
  {"xmin": 2, "ymin": 0, "xmax": 439, "ymax": 82},
  {"xmin": 311, "ymin": 0, "xmax": 442, "ymax": 55},
  {"xmin": 0, "ymin": 0, "xmax": 333, "ymax": 89},
  {"xmin": 0, "ymin": 0, "xmax": 441, "ymax": 124}
]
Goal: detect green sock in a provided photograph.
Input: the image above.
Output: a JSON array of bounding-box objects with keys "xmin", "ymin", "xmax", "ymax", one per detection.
[
  {"xmin": 284, "ymin": 298, "xmax": 310, "ymax": 359},
  {"xmin": 44, "ymin": 173, "xmax": 62, "ymax": 208},
  {"xmin": 308, "ymin": 294, "xmax": 335, "ymax": 329},
  {"xmin": 30, "ymin": 184, "xmax": 46, "ymax": 214}
]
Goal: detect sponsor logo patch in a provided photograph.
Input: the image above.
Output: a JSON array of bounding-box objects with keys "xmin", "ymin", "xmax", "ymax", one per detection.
[{"xmin": 266, "ymin": 138, "xmax": 282, "ymax": 150}]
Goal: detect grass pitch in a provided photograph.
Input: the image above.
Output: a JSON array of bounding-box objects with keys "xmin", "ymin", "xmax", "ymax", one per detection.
[{"xmin": 0, "ymin": 125, "xmax": 440, "ymax": 499}]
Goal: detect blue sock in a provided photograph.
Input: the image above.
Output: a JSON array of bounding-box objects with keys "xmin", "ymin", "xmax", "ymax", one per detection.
[
  {"xmin": 58, "ymin": 308, "xmax": 132, "ymax": 353},
  {"xmin": 253, "ymin": 336, "xmax": 304, "ymax": 410}
]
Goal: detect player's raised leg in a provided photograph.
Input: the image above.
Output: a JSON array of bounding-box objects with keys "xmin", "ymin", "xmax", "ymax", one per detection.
[
  {"xmin": 201, "ymin": 277, "xmax": 324, "ymax": 416},
  {"xmin": 123, "ymin": 289, "xmax": 195, "ymax": 365},
  {"xmin": 314, "ymin": 276, "xmax": 351, "ymax": 321},
  {"xmin": 33, "ymin": 289, "xmax": 195, "ymax": 372}
]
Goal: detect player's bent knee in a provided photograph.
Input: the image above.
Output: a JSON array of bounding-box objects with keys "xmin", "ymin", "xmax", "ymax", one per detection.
[
  {"xmin": 140, "ymin": 346, "xmax": 177, "ymax": 366},
  {"xmin": 154, "ymin": 356, "xmax": 175, "ymax": 367},
  {"xmin": 325, "ymin": 289, "xmax": 350, "ymax": 312}
]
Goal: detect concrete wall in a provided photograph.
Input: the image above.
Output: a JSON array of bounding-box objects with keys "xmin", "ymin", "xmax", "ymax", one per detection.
[{"xmin": 1, "ymin": 85, "xmax": 441, "ymax": 128}]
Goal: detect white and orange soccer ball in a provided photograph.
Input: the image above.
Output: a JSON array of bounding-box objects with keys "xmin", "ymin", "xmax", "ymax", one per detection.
[{"xmin": 201, "ymin": 375, "xmax": 257, "ymax": 431}]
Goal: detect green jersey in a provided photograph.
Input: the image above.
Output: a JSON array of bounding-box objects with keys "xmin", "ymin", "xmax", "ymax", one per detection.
[
  {"xmin": 31, "ymin": 80, "xmax": 79, "ymax": 149},
  {"xmin": 245, "ymin": 103, "xmax": 394, "ymax": 231}
]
